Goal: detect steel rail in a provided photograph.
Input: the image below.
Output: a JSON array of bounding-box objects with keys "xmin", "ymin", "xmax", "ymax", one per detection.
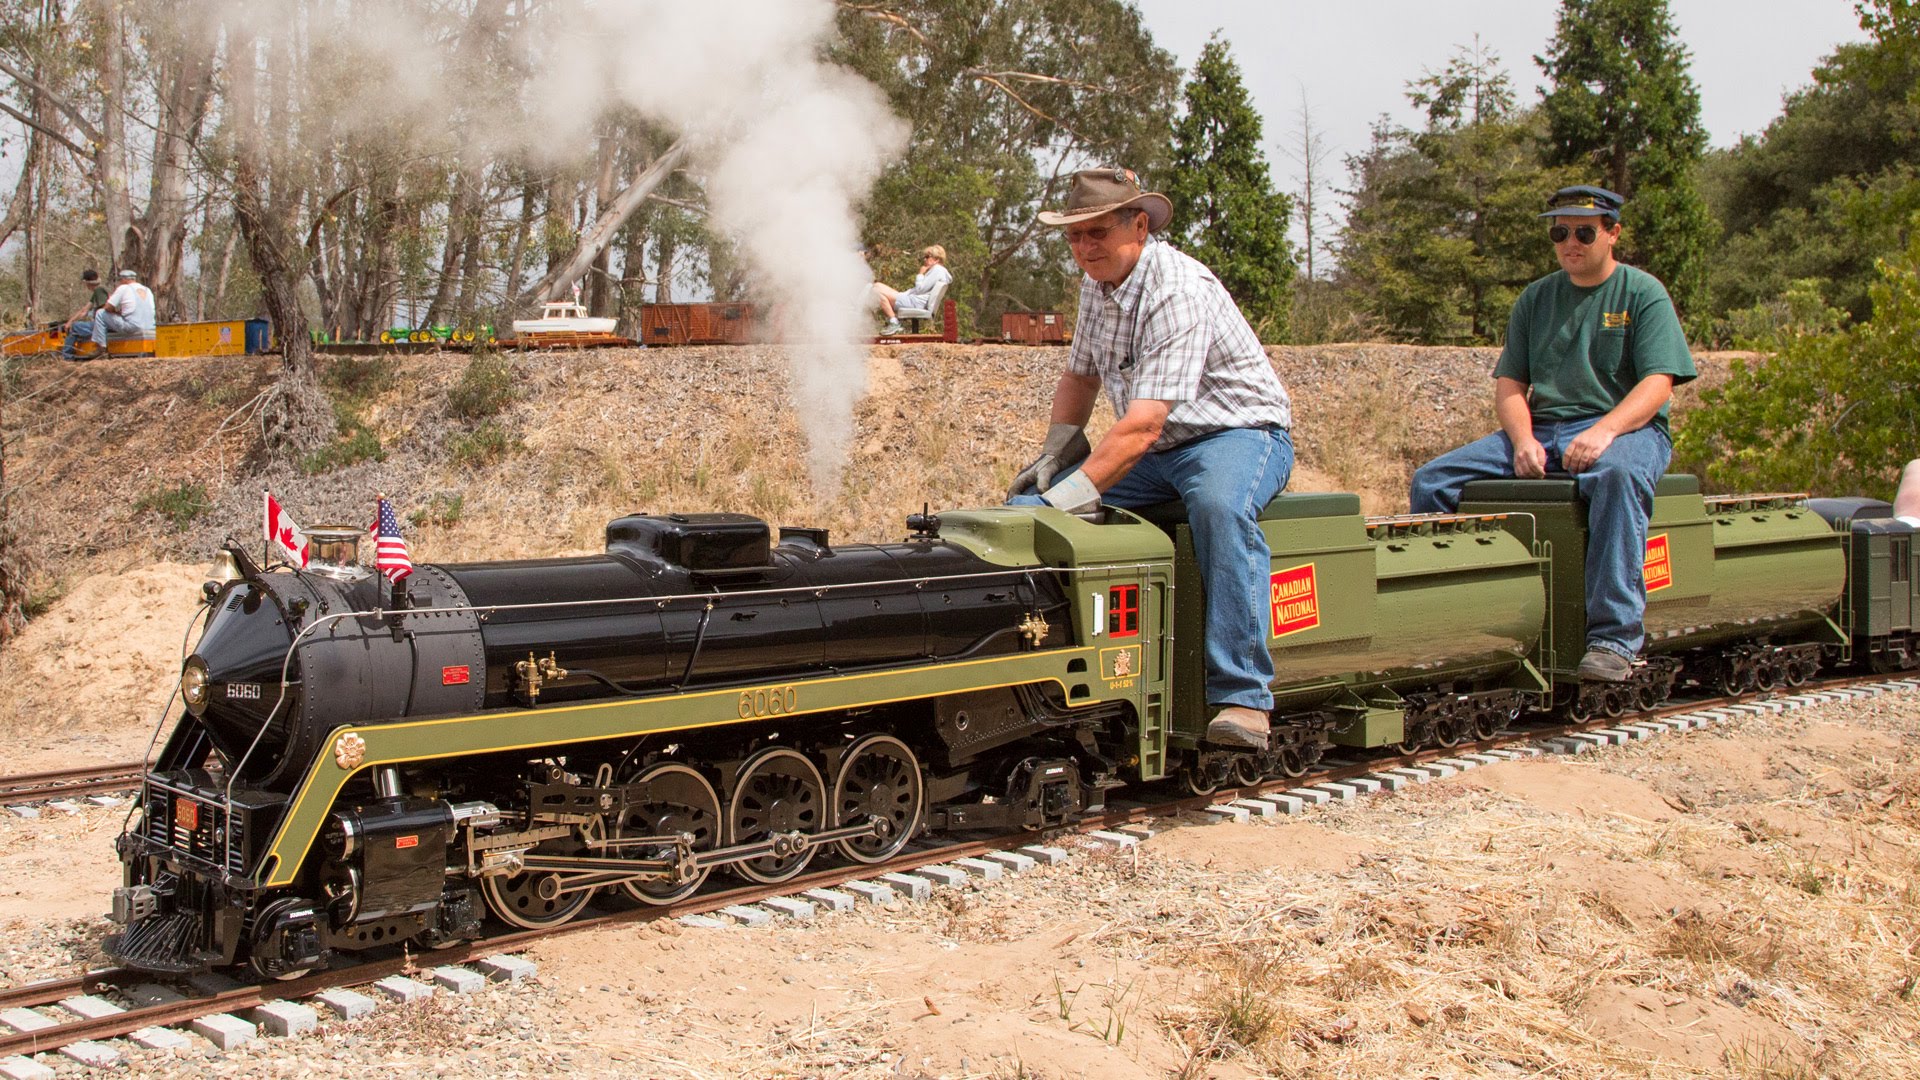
[{"xmin": 0, "ymin": 762, "xmax": 149, "ymax": 804}]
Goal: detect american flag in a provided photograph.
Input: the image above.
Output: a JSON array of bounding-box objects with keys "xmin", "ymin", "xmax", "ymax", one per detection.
[{"xmin": 371, "ymin": 496, "xmax": 413, "ymax": 583}]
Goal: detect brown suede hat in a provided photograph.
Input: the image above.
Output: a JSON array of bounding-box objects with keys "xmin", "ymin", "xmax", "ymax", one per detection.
[{"xmin": 1038, "ymin": 167, "xmax": 1172, "ymax": 233}]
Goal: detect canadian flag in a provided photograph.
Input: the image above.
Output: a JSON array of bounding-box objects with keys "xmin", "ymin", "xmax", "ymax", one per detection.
[{"xmin": 264, "ymin": 491, "xmax": 309, "ymax": 567}]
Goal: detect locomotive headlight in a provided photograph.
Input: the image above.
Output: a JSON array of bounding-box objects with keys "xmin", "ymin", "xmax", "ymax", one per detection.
[{"xmin": 180, "ymin": 659, "xmax": 210, "ymax": 715}]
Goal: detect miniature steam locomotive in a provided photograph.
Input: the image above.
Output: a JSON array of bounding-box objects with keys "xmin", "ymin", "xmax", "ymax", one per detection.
[{"xmin": 104, "ymin": 481, "xmax": 1918, "ymax": 978}]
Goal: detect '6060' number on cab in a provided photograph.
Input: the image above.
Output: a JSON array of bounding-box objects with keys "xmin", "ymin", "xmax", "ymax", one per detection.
[{"xmin": 738, "ymin": 684, "xmax": 798, "ymax": 719}]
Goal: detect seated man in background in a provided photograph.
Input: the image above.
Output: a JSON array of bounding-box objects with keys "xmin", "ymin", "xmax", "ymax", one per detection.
[
  {"xmin": 59, "ymin": 268, "xmax": 109, "ymax": 360},
  {"xmin": 1896, "ymin": 460, "xmax": 1920, "ymax": 526},
  {"xmin": 870, "ymin": 245, "xmax": 950, "ymax": 335},
  {"xmin": 90, "ymin": 268, "xmax": 157, "ymax": 352},
  {"xmin": 1409, "ymin": 185, "xmax": 1696, "ymax": 683}
]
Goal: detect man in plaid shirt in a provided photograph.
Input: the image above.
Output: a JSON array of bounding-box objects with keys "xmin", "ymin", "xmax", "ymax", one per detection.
[{"xmin": 1007, "ymin": 167, "xmax": 1294, "ymax": 751}]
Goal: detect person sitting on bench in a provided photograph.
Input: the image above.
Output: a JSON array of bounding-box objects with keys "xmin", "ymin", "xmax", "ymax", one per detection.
[
  {"xmin": 90, "ymin": 268, "xmax": 157, "ymax": 353},
  {"xmin": 870, "ymin": 245, "xmax": 950, "ymax": 336}
]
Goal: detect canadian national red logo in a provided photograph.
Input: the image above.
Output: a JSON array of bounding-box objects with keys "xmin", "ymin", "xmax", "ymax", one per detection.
[
  {"xmin": 1644, "ymin": 533, "xmax": 1673, "ymax": 593},
  {"xmin": 1270, "ymin": 563, "xmax": 1320, "ymax": 638}
]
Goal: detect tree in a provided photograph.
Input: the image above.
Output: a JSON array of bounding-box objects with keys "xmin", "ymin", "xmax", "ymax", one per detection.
[
  {"xmin": 1164, "ymin": 35, "xmax": 1296, "ymax": 340},
  {"xmin": 1695, "ymin": 5, "xmax": 1920, "ymax": 333},
  {"xmin": 1673, "ymin": 227, "xmax": 1920, "ymax": 498},
  {"xmin": 1537, "ymin": 0, "xmax": 1715, "ymax": 315},
  {"xmin": 1283, "ymin": 86, "xmax": 1334, "ymax": 284},
  {"xmin": 834, "ymin": 0, "xmax": 1182, "ymax": 335},
  {"xmin": 1339, "ymin": 44, "xmax": 1577, "ymax": 343}
]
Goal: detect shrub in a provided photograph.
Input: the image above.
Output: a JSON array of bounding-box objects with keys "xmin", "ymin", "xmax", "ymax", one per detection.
[
  {"xmin": 1674, "ymin": 232, "xmax": 1920, "ymax": 499},
  {"xmin": 134, "ymin": 482, "xmax": 211, "ymax": 530},
  {"xmin": 449, "ymin": 424, "xmax": 519, "ymax": 469},
  {"xmin": 301, "ymin": 425, "xmax": 385, "ymax": 474},
  {"xmin": 408, "ymin": 493, "xmax": 464, "ymax": 528},
  {"xmin": 447, "ymin": 350, "xmax": 517, "ymax": 420},
  {"xmin": 322, "ymin": 356, "xmax": 400, "ymax": 403}
]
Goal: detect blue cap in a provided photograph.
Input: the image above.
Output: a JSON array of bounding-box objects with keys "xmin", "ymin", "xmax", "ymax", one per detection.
[{"xmin": 1538, "ymin": 185, "xmax": 1623, "ymax": 220}]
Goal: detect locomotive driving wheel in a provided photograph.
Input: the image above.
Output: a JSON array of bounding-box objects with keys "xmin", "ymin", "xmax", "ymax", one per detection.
[
  {"xmin": 616, "ymin": 762, "xmax": 722, "ymax": 905},
  {"xmin": 831, "ymin": 735, "xmax": 924, "ymax": 864},
  {"xmin": 726, "ymin": 746, "xmax": 826, "ymax": 883},
  {"xmin": 480, "ymin": 820, "xmax": 601, "ymax": 929}
]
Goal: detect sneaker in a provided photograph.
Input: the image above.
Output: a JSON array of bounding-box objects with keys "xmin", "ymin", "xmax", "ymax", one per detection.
[
  {"xmin": 60, "ymin": 350, "xmax": 85, "ymax": 362},
  {"xmin": 1577, "ymin": 647, "xmax": 1634, "ymax": 682},
  {"xmin": 1206, "ymin": 705, "xmax": 1270, "ymax": 751},
  {"xmin": 880, "ymin": 320, "xmax": 903, "ymax": 336}
]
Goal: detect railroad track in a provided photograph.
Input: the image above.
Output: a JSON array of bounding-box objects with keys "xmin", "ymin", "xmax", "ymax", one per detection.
[
  {"xmin": 0, "ymin": 672, "xmax": 1912, "ymax": 1064},
  {"xmin": 0, "ymin": 762, "xmax": 147, "ymax": 806}
]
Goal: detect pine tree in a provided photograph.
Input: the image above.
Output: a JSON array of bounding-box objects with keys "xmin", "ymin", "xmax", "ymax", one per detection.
[
  {"xmin": 1165, "ymin": 35, "xmax": 1297, "ymax": 341},
  {"xmin": 1339, "ymin": 44, "xmax": 1578, "ymax": 343},
  {"xmin": 1537, "ymin": 0, "xmax": 1716, "ymax": 316}
]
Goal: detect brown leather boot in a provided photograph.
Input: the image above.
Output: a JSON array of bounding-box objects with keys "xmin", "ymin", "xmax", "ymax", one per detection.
[{"xmin": 1206, "ymin": 706, "xmax": 1270, "ymax": 751}]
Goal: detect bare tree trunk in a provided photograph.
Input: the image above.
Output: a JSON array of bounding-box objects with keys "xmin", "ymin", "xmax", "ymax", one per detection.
[
  {"xmin": 655, "ymin": 233, "xmax": 675, "ymax": 304},
  {"xmin": 423, "ymin": 172, "xmax": 474, "ymax": 327},
  {"xmin": 227, "ymin": 19, "xmax": 333, "ymax": 459},
  {"xmin": 88, "ymin": 0, "xmax": 134, "ymax": 271},
  {"xmin": 588, "ymin": 134, "xmax": 618, "ymax": 315},
  {"xmin": 137, "ymin": 20, "xmax": 216, "ymax": 318},
  {"xmin": 0, "ymin": 131, "xmax": 38, "ymax": 254},
  {"xmin": 514, "ymin": 138, "xmax": 687, "ymax": 309},
  {"xmin": 504, "ymin": 177, "xmax": 536, "ymax": 299},
  {"xmin": 211, "ymin": 222, "xmax": 238, "ymax": 316},
  {"xmin": 617, "ymin": 217, "xmax": 649, "ymax": 324}
]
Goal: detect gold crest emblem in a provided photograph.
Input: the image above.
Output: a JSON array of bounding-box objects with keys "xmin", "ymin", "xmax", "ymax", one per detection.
[
  {"xmin": 334, "ymin": 732, "xmax": 367, "ymax": 770},
  {"xmin": 1602, "ymin": 310, "xmax": 1631, "ymax": 329}
]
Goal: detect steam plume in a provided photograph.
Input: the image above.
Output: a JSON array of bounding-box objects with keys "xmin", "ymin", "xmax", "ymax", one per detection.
[{"xmin": 214, "ymin": 0, "xmax": 905, "ymax": 491}]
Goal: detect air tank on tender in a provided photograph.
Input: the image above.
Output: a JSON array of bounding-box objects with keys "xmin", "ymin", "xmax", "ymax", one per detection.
[{"xmin": 1142, "ymin": 493, "xmax": 1548, "ymax": 748}]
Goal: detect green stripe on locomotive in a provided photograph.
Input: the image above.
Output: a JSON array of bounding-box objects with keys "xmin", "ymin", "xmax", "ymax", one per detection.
[{"xmin": 1458, "ymin": 476, "xmax": 1846, "ymax": 680}]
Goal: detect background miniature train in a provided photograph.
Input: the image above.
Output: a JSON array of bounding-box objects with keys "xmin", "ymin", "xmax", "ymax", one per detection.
[
  {"xmin": 104, "ymin": 479, "xmax": 1916, "ymax": 978},
  {"xmin": 0, "ymin": 317, "xmax": 272, "ymax": 360},
  {"xmin": 2, "ymin": 299, "xmax": 1070, "ymax": 357}
]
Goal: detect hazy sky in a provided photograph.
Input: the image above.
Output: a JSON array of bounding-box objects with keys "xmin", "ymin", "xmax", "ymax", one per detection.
[{"xmin": 1131, "ymin": 0, "xmax": 1871, "ymax": 194}]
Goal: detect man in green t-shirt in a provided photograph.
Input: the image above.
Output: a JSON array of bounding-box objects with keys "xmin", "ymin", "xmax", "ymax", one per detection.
[
  {"xmin": 1409, "ymin": 185, "xmax": 1697, "ymax": 682},
  {"xmin": 60, "ymin": 268, "xmax": 110, "ymax": 360}
]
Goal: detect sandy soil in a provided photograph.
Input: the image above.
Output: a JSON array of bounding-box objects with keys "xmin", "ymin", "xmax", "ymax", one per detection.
[{"xmin": 1, "ymin": 692, "xmax": 1916, "ymax": 1077}]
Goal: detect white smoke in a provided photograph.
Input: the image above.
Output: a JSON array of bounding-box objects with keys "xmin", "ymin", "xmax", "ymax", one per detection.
[
  {"xmin": 537, "ymin": 0, "xmax": 907, "ymax": 491},
  {"xmin": 212, "ymin": 0, "xmax": 906, "ymax": 491}
]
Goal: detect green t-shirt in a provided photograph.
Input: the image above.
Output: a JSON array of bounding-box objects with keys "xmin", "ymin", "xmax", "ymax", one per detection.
[
  {"xmin": 89, "ymin": 285, "xmax": 109, "ymax": 310},
  {"xmin": 1492, "ymin": 264, "xmax": 1697, "ymax": 438}
]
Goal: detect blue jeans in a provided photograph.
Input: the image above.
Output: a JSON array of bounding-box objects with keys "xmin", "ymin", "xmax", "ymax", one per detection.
[
  {"xmin": 62, "ymin": 319, "xmax": 95, "ymax": 355},
  {"xmin": 1012, "ymin": 427, "xmax": 1293, "ymax": 710},
  {"xmin": 90, "ymin": 309, "xmax": 140, "ymax": 346},
  {"xmin": 1409, "ymin": 418, "xmax": 1672, "ymax": 658}
]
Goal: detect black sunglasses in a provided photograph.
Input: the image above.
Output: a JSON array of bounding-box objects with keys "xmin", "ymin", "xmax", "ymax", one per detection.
[{"xmin": 1549, "ymin": 223, "xmax": 1603, "ymax": 245}]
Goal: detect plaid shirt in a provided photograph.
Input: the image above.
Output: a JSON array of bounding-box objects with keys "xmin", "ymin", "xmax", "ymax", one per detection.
[{"xmin": 1067, "ymin": 237, "xmax": 1291, "ymax": 450}]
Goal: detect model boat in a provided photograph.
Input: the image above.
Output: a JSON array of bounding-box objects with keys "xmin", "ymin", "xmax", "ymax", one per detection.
[{"xmin": 510, "ymin": 301, "xmax": 617, "ymax": 335}]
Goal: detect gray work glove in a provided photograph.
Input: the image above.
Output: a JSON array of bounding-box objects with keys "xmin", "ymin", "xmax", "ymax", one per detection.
[
  {"xmin": 1039, "ymin": 469, "xmax": 1102, "ymax": 515},
  {"xmin": 1007, "ymin": 423, "xmax": 1091, "ymax": 499}
]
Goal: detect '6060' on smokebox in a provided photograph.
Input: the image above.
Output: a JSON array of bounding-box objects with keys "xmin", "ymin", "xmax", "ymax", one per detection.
[
  {"xmin": 1000, "ymin": 312, "xmax": 1069, "ymax": 345},
  {"xmin": 639, "ymin": 303, "xmax": 761, "ymax": 345}
]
